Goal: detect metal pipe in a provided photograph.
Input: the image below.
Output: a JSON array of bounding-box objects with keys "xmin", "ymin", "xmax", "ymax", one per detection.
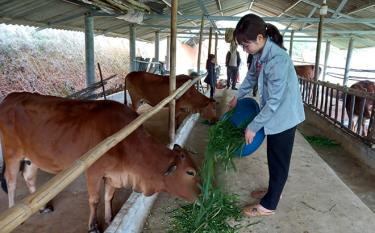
[
  {"xmin": 289, "ymin": 30, "xmax": 294, "ymax": 58},
  {"xmin": 343, "ymin": 37, "xmax": 354, "ymax": 86},
  {"xmin": 85, "ymin": 13, "xmax": 95, "ymax": 87},
  {"xmin": 314, "ymin": 15, "xmax": 324, "ymax": 81},
  {"xmin": 155, "ymin": 31, "xmax": 160, "ymax": 62},
  {"xmin": 322, "ymin": 40, "xmax": 330, "ymax": 81},
  {"xmin": 129, "ymin": 24, "xmax": 136, "ymax": 72}
]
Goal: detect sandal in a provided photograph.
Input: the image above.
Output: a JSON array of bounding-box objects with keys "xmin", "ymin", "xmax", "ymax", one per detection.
[{"xmin": 242, "ymin": 204, "xmax": 275, "ymax": 217}]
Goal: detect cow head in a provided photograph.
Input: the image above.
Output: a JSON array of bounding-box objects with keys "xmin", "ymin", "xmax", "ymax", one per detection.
[
  {"xmin": 201, "ymin": 99, "xmax": 218, "ymax": 124},
  {"xmin": 163, "ymin": 144, "xmax": 200, "ymax": 202}
]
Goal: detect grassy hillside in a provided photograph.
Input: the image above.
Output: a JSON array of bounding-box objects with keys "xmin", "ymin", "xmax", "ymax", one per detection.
[{"xmin": 0, "ymin": 24, "xmax": 132, "ymax": 100}]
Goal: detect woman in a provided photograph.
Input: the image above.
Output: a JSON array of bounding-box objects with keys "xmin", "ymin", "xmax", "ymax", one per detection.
[
  {"xmin": 227, "ymin": 14, "xmax": 305, "ymax": 217},
  {"xmin": 204, "ymin": 54, "xmax": 217, "ymax": 99}
]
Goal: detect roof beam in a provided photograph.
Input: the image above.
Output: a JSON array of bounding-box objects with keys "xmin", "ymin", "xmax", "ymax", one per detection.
[
  {"xmin": 300, "ymin": 0, "xmax": 375, "ymax": 29},
  {"xmin": 347, "ymin": 2, "xmax": 375, "ymax": 15},
  {"xmin": 215, "ymin": 0, "xmax": 223, "ymax": 16},
  {"xmin": 37, "ymin": 10, "xmax": 87, "ymax": 31},
  {"xmin": 299, "ymin": 6, "xmax": 317, "ymax": 30},
  {"xmin": 278, "ymin": 0, "xmax": 302, "ymax": 17},
  {"xmin": 332, "ymin": 0, "xmax": 348, "ymax": 18},
  {"xmin": 248, "ymin": 0, "xmax": 255, "ymax": 10},
  {"xmin": 161, "ymin": 0, "xmax": 197, "ymax": 26},
  {"xmin": 145, "ymin": 14, "xmax": 375, "ymax": 24},
  {"xmin": 195, "ymin": 0, "xmax": 219, "ymax": 33}
]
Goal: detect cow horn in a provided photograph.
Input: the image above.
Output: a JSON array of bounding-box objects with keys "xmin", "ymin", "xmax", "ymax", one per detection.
[{"xmin": 164, "ymin": 164, "xmax": 177, "ymax": 176}]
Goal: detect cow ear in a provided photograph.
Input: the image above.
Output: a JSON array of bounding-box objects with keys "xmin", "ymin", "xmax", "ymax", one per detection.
[{"xmin": 164, "ymin": 164, "xmax": 177, "ymax": 176}]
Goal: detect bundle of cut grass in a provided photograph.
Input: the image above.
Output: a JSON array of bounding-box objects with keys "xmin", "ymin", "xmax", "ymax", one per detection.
[
  {"xmin": 305, "ymin": 135, "xmax": 339, "ymax": 147},
  {"xmin": 169, "ymin": 110, "xmax": 254, "ymax": 233}
]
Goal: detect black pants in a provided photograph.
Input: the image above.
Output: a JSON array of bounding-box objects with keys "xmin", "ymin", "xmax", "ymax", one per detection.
[
  {"xmin": 209, "ymin": 83, "xmax": 215, "ymax": 99},
  {"xmin": 260, "ymin": 126, "xmax": 296, "ymax": 210},
  {"xmin": 226, "ymin": 66, "xmax": 238, "ymax": 88}
]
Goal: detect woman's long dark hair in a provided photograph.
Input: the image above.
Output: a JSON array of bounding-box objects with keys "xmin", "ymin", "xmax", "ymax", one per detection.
[
  {"xmin": 234, "ymin": 14, "xmax": 285, "ymax": 50},
  {"xmin": 206, "ymin": 54, "xmax": 215, "ymax": 69}
]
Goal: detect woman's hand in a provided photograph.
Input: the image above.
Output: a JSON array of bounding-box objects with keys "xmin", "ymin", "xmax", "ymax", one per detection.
[
  {"xmin": 245, "ymin": 128, "xmax": 256, "ymax": 144},
  {"xmin": 226, "ymin": 96, "xmax": 238, "ymax": 112}
]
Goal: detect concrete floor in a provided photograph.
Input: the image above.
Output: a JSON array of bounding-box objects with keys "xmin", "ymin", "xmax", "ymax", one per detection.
[{"xmin": 143, "ymin": 88, "xmax": 375, "ymax": 233}]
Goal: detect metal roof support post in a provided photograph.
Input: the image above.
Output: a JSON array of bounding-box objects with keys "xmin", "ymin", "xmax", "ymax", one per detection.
[
  {"xmin": 214, "ymin": 32, "xmax": 218, "ymax": 64},
  {"xmin": 166, "ymin": 36, "xmax": 170, "ymax": 71},
  {"xmin": 323, "ymin": 40, "xmax": 331, "ymax": 81},
  {"xmin": 289, "ymin": 30, "xmax": 294, "ymax": 58},
  {"xmin": 314, "ymin": 1, "xmax": 327, "ymax": 81},
  {"xmin": 343, "ymin": 37, "xmax": 354, "ymax": 86},
  {"xmin": 155, "ymin": 31, "xmax": 160, "ymax": 62},
  {"xmin": 129, "ymin": 24, "xmax": 136, "ymax": 72},
  {"xmin": 208, "ymin": 27, "xmax": 213, "ymax": 55},
  {"xmin": 169, "ymin": 0, "xmax": 178, "ymax": 141},
  {"xmin": 85, "ymin": 13, "xmax": 95, "ymax": 88},
  {"xmin": 197, "ymin": 16, "xmax": 204, "ymax": 74}
]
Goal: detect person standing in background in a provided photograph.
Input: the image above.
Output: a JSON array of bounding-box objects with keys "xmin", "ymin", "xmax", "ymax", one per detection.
[
  {"xmin": 226, "ymin": 42, "xmax": 241, "ymax": 90},
  {"xmin": 204, "ymin": 54, "xmax": 217, "ymax": 99}
]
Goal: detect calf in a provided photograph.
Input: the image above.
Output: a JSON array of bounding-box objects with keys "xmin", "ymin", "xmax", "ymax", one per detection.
[
  {"xmin": 345, "ymin": 80, "xmax": 375, "ymax": 136},
  {"xmin": 0, "ymin": 92, "xmax": 200, "ymax": 232},
  {"xmin": 125, "ymin": 71, "xmax": 217, "ymax": 126}
]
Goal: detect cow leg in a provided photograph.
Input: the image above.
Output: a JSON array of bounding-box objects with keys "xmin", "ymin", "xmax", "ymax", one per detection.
[
  {"xmin": 22, "ymin": 161, "xmax": 54, "ymax": 213},
  {"xmin": 104, "ymin": 180, "xmax": 116, "ymax": 225},
  {"xmin": 87, "ymin": 176, "xmax": 102, "ymax": 233},
  {"xmin": 3, "ymin": 157, "xmax": 21, "ymax": 207}
]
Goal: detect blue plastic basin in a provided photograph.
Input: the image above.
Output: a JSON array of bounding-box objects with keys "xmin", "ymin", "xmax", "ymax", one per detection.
[{"xmin": 222, "ymin": 97, "xmax": 265, "ymax": 157}]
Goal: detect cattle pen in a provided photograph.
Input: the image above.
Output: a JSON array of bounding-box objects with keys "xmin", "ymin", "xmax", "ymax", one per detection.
[{"xmin": 1, "ymin": 0, "xmax": 375, "ymax": 233}]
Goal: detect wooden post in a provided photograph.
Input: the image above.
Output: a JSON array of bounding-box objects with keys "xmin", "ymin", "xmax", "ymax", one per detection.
[
  {"xmin": 208, "ymin": 27, "xmax": 212, "ymax": 55},
  {"xmin": 169, "ymin": 0, "xmax": 178, "ymax": 141},
  {"xmin": 197, "ymin": 15, "xmax": 204, "ymax": 73},
  {"xmin": 314, "ymin": 15, "xmax": 324, "ymax": 81}
]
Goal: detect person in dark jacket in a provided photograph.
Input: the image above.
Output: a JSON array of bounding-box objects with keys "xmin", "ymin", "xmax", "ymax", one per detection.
[
  {"xmin": 225, "ymin": 43, "xmax": 241, "ymax": 90},
  {"xmin": 204, "ymin": 54, "xmax": 217, "ymax": 99},
  {"xmin": 247, "ymin": 54, "xmax": 257, "ymax": 96}
]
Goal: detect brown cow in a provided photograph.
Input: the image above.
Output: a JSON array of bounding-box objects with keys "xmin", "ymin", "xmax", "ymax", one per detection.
[
  {"xmin": 124, "ymin": 71, "xmax": 217, "ymax": 126},
  {"xmin": 295, "ymin": 65, "xmax": 322, "ymax": 80},
  {"xmin": 0, "ymin": 92, "xmax": 199, "ymax": 233},
  {"xmin": 345, "ymin": 80, "xmax": 375, "ymax": 136}
]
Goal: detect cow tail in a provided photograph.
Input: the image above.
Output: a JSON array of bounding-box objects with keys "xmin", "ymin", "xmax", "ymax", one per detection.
[
  {"xmin": 124, "ymin": 75, "xmax": 128, "ymax": 106},
  {"xmin": 0, "ymin": 162, "xmax": 7, "ymax": 193}
]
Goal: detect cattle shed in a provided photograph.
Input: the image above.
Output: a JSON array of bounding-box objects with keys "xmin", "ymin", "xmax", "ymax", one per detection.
[{"xmin": 1, "ymin": 0, "xmax": 375, "ymax": 233}]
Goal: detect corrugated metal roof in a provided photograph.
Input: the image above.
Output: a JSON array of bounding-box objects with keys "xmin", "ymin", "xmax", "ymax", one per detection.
[{"xmin": 0, "ymin": 0, "xmax": 375, "ymax": 49}]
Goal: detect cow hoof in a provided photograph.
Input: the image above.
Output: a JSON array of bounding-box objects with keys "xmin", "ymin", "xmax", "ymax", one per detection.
[
  {"xmin": 39, "ymin": 205, "xmax": 54, "ymax": 214},
  {"xmin": 88, "ymin": 224, "xmax": 101, "ymax": 233}
]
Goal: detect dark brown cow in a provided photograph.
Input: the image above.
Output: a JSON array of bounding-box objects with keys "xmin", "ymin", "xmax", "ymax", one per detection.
[
  {"xmin": 295, "ymin": 65, "xmax": 322, "ymax": 80},
  {"xmin": 345, "ymin": 80, "xmax": 375, "ymax": 136},
  {"xmin": 124, "ymin": 71, "xmax": 217, "ymax": 126},
  {"xmin": 0, "ymin": 92, "xmax": 199, "ymax": 233}
]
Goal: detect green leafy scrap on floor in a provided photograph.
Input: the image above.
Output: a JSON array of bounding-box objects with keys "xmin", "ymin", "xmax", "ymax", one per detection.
[
  {"xmin": 305, "ymin": 135, "xmax": 340, "ymax": 147},
  {"xmin": 169, "ymin": 110, "xmax": 255, "ymax": 233}
]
